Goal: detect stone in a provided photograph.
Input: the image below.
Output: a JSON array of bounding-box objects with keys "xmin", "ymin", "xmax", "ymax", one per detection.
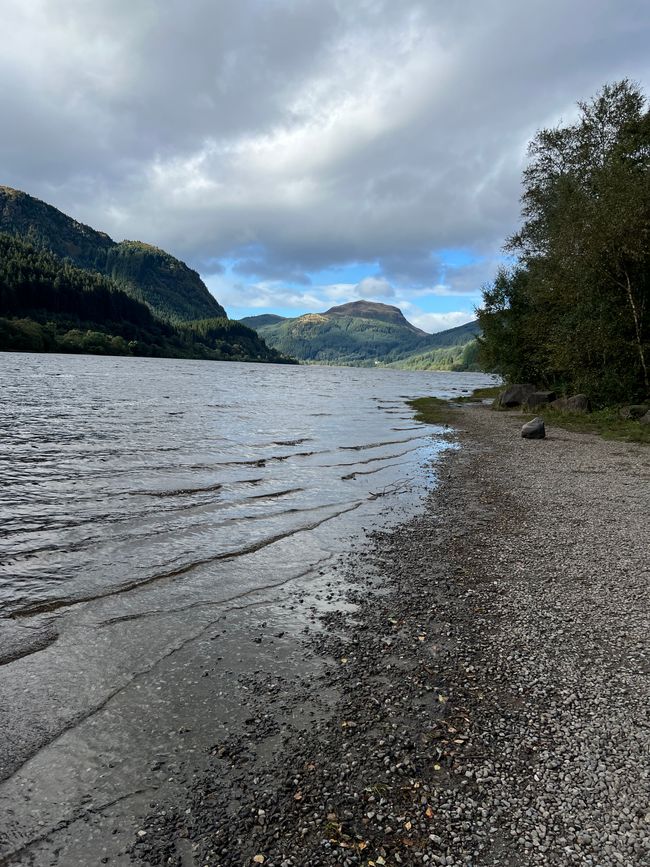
[
  {"xmin": 499, "ymin": 384, "xmax": 537, "ymax": 408},
  {"xmin": 619, "ymin": 404, "xmax": 649, "ymax": 420},
  {"xmin": 639, "ymin": 411, "xmax": 650, "ymax": 425},
  {"xmin": 550, "ymin": 394, "xmax": 590, "ymax": 414},
  {"xmin": 521, "ymin": 417, "xmax": 545, "ymax": 439},
  {"xmin": 525, "ymin": 391, "xmax": 556, "ymax": 409}
]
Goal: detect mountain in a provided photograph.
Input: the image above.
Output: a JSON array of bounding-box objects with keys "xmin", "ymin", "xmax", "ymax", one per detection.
[
  {"xmin": 0, "ymin": 209, "xmax": 292, "ymax": 364},
  {"xmin": 240, "ymin": 313, "xmax": 288, "ymax": 329},
  {"xmin": 387, "ymin": 332, "xmax": 481, "ymax": 371},
  {"xmin": 0, "ymin": 186, "xmax": 226, "ymax": 321},
  {"xmin": 324, "ymin": 300, "xmax": 427, "ymax": 333},
  {"xmin": 241, "ymin": 300, "xmax": 480, "ymax": 368},
  {"xmin": 405, "ymin": 319, "xmax": 480, "ymax": 350}
]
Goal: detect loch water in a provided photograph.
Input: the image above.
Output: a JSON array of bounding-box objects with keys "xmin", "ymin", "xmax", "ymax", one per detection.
[
  {"xmin": 0, "ymin": 352, "xmax": 496, "ymax": 863},
  {"xmin": 1, "ymin": 354, "xmax": 494, "ymax": 626}
]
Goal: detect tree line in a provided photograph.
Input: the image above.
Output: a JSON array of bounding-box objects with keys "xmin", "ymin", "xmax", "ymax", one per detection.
[
  {"xmin": 477, "ymin": 80, "xmax": 649, "ymax": 405},
  {"xmin": 0, "ymin": 233, "xmax": 291, "ymax": 363}
]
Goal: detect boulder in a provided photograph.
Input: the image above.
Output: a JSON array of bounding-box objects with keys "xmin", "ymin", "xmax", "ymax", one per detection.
[
  {"xmin": 551, "ymin": 394, "xmax": 590, "ymax": 414},
  {"xmin": 525, "ymin": 390, "xmax": 556, "ymax": 409},
  {"xmin": 639, "ymin": 411, "xmax": 650, "ymax": 426},
  {"xmin": 521, "ymin": 417, "xmax": 546, "ymax": 439},
  {"xmin": 499, "ymin": 383, "xmax": 537, "ymax": 408},
  {"xmin": 619, "ymin": 404, "xmax": 649, "ymax": 420}
]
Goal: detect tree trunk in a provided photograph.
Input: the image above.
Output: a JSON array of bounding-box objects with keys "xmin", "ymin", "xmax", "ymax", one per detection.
[{"xmin": 623, "ymin": 269, "xmax": 649, "ymax": 395}]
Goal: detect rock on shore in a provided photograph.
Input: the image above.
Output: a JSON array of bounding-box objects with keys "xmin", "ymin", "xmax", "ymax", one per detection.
[
  {"xmin": 521, "ymin": 416, "xmax": 545, "ymax": 439},
  {"xmin": 133, "ymin": 405, "xmax": 649, "ymax": 867}
]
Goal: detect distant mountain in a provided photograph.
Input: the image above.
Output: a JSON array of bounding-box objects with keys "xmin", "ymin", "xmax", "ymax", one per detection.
[
  {"xmin": 407, "ymin": 319, "xmax": 480, "ymax": 350},
  {"xmin": 0, "ymin": 186, "xmax": 226, "ymax": 321},
  {"xmin": 240, "ymin": 313, "xmax": 288, "ymax": 329},
  {"xmin": 324, "ymin": 300, "xmax": 427, "ymax": 333},
  {"xmin": 387, "ymin": 330, "xmax": 481, "ymax": 371},
  {"xmin": 241, "ymin": 300, "xmax": 480, "ymax": 368}
]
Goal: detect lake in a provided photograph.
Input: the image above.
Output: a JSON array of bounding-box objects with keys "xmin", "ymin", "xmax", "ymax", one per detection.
[{"xmin": 0, "ymin": 352, "xmax": 496, "ymax": 863}]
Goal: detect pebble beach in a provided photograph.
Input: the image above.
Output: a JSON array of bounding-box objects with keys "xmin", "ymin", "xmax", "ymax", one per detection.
[{"xmin": 133, "ymin": 403, "xmax": 649, "ymax": 867}]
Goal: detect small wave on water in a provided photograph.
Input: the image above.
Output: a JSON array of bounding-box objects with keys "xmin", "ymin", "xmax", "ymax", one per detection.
[
  {"xmin": 0, "ymin": 356, "xmax": 496, "ymax": 631},
  {"xmin": 0, "ymin": 354, "xmax": 496, "ymax": 792}
]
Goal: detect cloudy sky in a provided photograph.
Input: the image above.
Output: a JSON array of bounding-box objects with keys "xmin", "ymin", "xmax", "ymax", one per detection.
[{"xmin": 2, "ymin": 0, "xmax": 649, "ymax": 331}]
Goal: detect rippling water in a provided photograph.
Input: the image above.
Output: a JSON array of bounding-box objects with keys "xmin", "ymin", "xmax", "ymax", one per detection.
[
  {"xmin": 1, "ymin": 353, "xmax": 493, "ymax": 629},
  {"xmin": 0, "ymin": 352, "xmax": 496, "ymax": 863}
]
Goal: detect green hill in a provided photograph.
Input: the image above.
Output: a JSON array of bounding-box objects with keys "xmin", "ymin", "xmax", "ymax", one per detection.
[
  {"xmin": 0, "ymin": 232, "xmax": 291, "ymax": 363},
  {"xmin": 0, "ymin": 186, "xmax": 226, "ymax": 321},
  {"xmin": 388, "ymin": 338, "xmax": 481, "ymax": 371},
  {"xmin": 323, "ymin": 300, "xmax": 426, "ymax": 333},
  {"xmin": 242, "ymin": 301, "xmax": 480, "ymax": 368},
  {"xmin": 240, "ymin": 313, "xmax": 288, "ymax": 329}
]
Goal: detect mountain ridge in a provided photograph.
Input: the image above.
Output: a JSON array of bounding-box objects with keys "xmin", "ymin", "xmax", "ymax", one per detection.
[
  {"xmin": 323, "ymin": 300, "xmax": 427, "ymax": 334},
  {"xmin": 240, "ymin": 302, "xmax": 479, "ymax": 368},
  {"xmin": 0, "ymin": 231, "xmax": 290, "ymax": 362},
  {"xmin": 0, "ymin": 186, "xmax": 226, "ymax": 321},
  {"xmin": 0, "ymin": 188, "xmax": 292, "ymax": 363}
]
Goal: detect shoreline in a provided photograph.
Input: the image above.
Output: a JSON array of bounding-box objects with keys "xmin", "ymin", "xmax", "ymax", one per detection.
[{"xmin": 132, "ymin": 404, "xmax": 649, "ymax": 866}]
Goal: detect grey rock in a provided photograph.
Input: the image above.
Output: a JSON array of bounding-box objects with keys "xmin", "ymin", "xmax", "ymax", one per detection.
[
  {"xmin": 525, "ymin": 391, "xmax": 556, "ymax": 409},
  {"xmin": 550, "ymin": 394, "xmax": 590, "ymax": 414},
  {"xmin": 639, "ymin": 410, "xmax": 650, "ymax": 425},
  {"xmin": 521, "ymin": 417, "xmax": 546, "ymax": 439},
  {"xmin": 499, "ymin": 383, "xmax": 537, "ymax": 408},
  {"xmin": 619, "ymin": 404, "xmax": 649, "ymax": 420}
]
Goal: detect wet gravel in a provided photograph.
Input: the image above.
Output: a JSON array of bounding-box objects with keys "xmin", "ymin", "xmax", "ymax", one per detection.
[{"xmin": 132, "ymin": 405, "xmax": 649, "ymax": 867}]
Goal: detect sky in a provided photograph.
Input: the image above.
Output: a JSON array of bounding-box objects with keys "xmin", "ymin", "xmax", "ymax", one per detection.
[{"xmin": 2, "ymin": 1, "xmax": 649, "ymax": 332}]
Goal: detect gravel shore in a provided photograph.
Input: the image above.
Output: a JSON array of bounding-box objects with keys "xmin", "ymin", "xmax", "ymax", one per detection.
[{"xmin": 134, "ymin": 404, "xmax": 649, "ymax": 867}]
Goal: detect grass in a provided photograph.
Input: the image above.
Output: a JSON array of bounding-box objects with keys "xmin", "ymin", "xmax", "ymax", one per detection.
[
  {"xmin": 408, "ymin": 386, "xmax": 501, "ymax": 425},
  {"xmin": 407, "ymin": 396, "xmax": 457, "ymax": 425},
  {"xmin": 467, "ymin": 383, "xmax": 649, "ymax": 443},
  {"xmin": 541, "ymin": 407, "xmax": 650, "ymax": 444},
  {"xmin": 409, "ymin": 387, "xmax": 649, "ymax": 444}
]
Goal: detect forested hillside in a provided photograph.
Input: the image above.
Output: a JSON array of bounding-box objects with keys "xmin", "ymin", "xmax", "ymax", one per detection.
[
  {"xmin": 243, "ymin": 301, "xmax": 480, "ymax": 367},
  {"xmin": 0, "ymin": 186, "xmax": 226, "ymax": 321},
  {"xmin": 477, "ymin": 81, "xmax": 649, "ymax": 405},
  {"xmin": 0, "ymin": 233, "xmax": 291, "ymax": 363}
]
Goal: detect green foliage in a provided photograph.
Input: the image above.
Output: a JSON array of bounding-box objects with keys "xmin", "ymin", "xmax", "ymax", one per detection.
[
  {"xmin": 0, "ymin": 232, "xmax": 162, "ymax": 329},
  {"xmin": 105, "ymin": 241, "xmax": 227, "ymax": 321},
  {"xmin": 390, "ymin": 339, "xmax": 481, "ymax": 371},
  {"xmin": 547, "ymin": 407, "xmax": 650, "ymax": 444},
  {"xmin": 240, "ymin": 314, "xmax": 287, "ymax": 329},
  {"xmin": 0, "ymin": 186, "xmax": 226, "ymax": 321},
  {"xmin": 406, "ymin": 397, "xmax": 457, "ymax": 426},
  {"xmin": 0, "ymin": 233, "xmax": 293, "ymax": 363},
  {"xmin": 250, "ymin": 304, "xmax": 480, "ymax": 368},
  {"xmin": 477, "ymin": 80, "xmax": 650, "ymax": 405},
  {"xmin": 520, "ymin": 406, "xmax": 650, "ymax": 444},
  {"xmin": 178, "ymin": 317, "xmax": 286, "ymax": 361}
]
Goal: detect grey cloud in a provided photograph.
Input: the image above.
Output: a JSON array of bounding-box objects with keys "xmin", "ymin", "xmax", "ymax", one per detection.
[
  {"xmin": 232, "ymin": 254, "xmax": 313, "ymax": 286},
  {"xmin": 355, "ymin": 277, "xmax": 395, "ymax": 299},
  {"xmin": 1, "ymin": 0, "xmax": 649, "ymax": 306},
  {"xmin": 441, "ymin": 259, "xmax": 506, "ymax": 297},
  {"xmin": 377, "ymin": 252, "xmax": 444, "ymax": 288}
]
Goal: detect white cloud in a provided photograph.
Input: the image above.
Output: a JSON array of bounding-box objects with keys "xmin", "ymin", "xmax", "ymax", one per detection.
[
  {"xmin": 408, "ymin": 311, "xmax": 476, "ymax": 334},
  {"xmin": 354, "ymin": 276, "xmax": 395, "ymax": 299},
  {"xmin": 1, "ymin": 0, "xmax": 649, "ymax": 314}
]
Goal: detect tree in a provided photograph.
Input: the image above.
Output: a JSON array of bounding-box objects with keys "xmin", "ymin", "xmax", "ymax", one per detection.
[{"xmin": 478, "ymin": 80, "xmax": 650, "ymax": 403}]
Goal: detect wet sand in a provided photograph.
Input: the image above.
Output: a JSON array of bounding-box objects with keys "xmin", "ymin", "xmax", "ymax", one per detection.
[{"xmin": 130, "ymin": 403, "xmax": 649, "ymax": 867}]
